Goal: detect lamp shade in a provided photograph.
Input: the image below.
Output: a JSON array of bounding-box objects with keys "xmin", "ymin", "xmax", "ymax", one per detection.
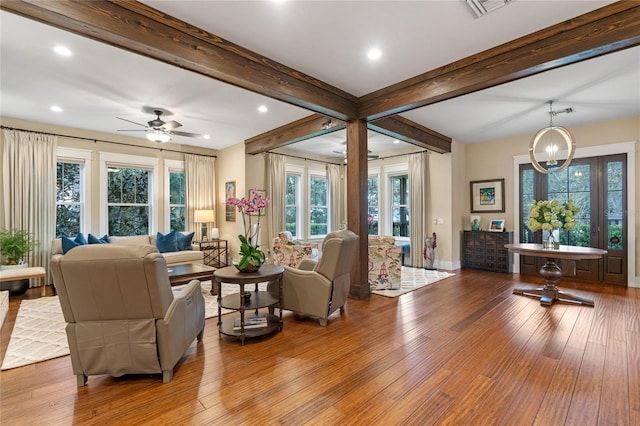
[{"xmin": 194, "ymin": 209, "xmax": 215, "ymax": 223}]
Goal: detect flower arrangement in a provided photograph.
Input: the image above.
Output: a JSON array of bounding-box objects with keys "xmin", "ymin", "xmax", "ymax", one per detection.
[
  {"xmin": 527, "ymin": 199, "xmax": 579, "ymax": 232},
  {"xmin": 227, "ymin": 189, "xmax": 270, "ymax": 272}
]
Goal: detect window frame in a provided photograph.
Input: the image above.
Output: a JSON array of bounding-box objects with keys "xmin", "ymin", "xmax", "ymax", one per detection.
[
  {"xmin": 308, "ymin": 167, "xmax": 329, "ymax": 239},
  {"xmin": 164, "ymin": 159, "xmax": 186, "ymax": 232},
  {"xmin": 56, "ymin": 147, "xmax": 92, "ymax": 236},
  {"xmin": 384, "ymin": 163, "xmax": 410, "ymax": 240},
  {"xmin": 367, "ymin": 167, "xmax": 381, "ymax": 236},
  {"xmin": 99, "ymin": 152, "xmax": 159, "ymax": 236},
  {"xmin": 285, "ymin": 165, "xmax": 303, "ymax": 238}
]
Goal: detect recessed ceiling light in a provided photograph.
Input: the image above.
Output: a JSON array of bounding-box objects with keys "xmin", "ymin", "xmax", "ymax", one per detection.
[
  {"xmin": 50, "ymin": 105, "xmax": 63, "ymax": 112},
  {"xmin": 53, "ymin": 45, "xmax": 72, "ymax": 57},
  {"xmin": 258, "ymin": 105, "xmax": 268, "ymax": 113},
  {"xmin": 203, "ymin": 134, "xmax": 211, "ymax": 140},
  {"xmin": 367, "ymin": 48, "xmax": 382, "ymax": 60},
  {"xmin": 393, "ymin": 139, "xmax": 400, "ymax": 144}
]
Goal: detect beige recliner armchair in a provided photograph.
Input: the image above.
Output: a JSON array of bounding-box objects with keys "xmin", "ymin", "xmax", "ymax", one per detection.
[
  {"xmin": 268, "ymin": 230, "xmax": 358, "ymax": 326},
  {"xmin": 50, "ymin": 244, "xmax": 205, "ymax": 386}
]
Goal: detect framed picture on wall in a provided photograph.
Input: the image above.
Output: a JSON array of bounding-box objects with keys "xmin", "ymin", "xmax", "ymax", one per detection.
[
  {"xmin": 248, "ymin": 190, "xmax": 267, "ymax": 216},
  {"xmin": 470, "ymin": 178, "xmax": 505, "ymax": 213},
  {"xmin": 225, "ymin": 181, "xmax": 236, "ymax": 222}
]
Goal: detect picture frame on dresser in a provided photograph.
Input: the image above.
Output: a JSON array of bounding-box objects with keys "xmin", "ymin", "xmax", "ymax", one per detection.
[
  {"xmin": 489, "ymin": 219, "xmax": 505, "ymax": 232},
  {"xmin": 470, "ymin": 178, "xmax": 505, "ymax": 213}
]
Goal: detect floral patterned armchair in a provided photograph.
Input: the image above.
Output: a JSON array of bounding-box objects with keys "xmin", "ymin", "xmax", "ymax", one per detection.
[
  {"xmin": 272, "ymin": 232, "xmax": 319, "ymax": 267},
  {"xmin": 368, "ymin": 235, "xmax": 402, "ymax": 290}
]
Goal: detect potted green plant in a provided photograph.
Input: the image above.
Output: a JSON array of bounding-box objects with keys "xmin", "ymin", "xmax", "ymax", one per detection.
[
  {"xmin": 0, "ymin": 228, "xmax": 39, "ymax": 267},
  {"xmin": 0, "ymin": 229, "xmax": 39, "ymax": 295}
]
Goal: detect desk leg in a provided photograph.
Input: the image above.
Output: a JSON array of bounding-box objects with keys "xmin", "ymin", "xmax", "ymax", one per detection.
[{"xmin": 513, "ymin": 258, "xmax": 594, "ymax": 307}]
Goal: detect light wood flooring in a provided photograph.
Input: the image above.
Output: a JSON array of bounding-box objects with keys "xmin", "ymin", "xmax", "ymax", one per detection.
[{"xmin": 1, "ymin": 269, "xmax": 639, "ymax": 425}]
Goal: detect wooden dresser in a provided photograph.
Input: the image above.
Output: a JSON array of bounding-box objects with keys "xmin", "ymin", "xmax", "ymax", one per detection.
[{"xmin": 462, "ymin": 231, "xmax": 513, "ymax": 273}]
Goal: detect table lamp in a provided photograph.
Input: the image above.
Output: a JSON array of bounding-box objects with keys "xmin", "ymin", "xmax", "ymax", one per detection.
[{"xmin": 194, "ymin": 209, "xmax": 215, "ymax": 240}]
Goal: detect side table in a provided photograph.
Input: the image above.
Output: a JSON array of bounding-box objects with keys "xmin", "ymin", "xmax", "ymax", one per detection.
[
  {"xmin": 213, "ymin": 264, "xmax": 284, "ymax": 345},
  {"xmin": 196, "ymin": 239, "xmax": 228, "ymax": 268}
]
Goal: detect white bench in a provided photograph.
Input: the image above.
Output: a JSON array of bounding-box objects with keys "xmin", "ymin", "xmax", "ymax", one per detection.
[{"xmin": 0, "ymin": 267, "xmax": 47, "ymax": 297}]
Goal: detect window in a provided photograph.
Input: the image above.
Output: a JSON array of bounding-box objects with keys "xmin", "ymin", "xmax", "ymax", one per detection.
[
  {"xmin": 391, "ymin": 174, "xmax": 409, "ymax": 237},
  {"xmin": 367, "ymin": 175, "xmax": 379, "ymax": 235},
  {"xmin": 309, "ymin": 174, "xmax": 328, "ymax": 236},
  {"xmin": 56, "ymin": 161, "xmax": 82, "ymax": 237},
  {"xmin": 107, "ymin": 167, "xmax": 150, "ymax": 236},
  {"xmin": 285, "ymin": 173, "xmax": 301, "ymax": 238},
  {"xmin": 169, "ymin": 170, "xmax": 186, "ymax": 232}
]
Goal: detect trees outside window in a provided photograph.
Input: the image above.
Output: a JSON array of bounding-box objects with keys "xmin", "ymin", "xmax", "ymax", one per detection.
[
  {"xmin": 391, "ymin": 174, "xmax": 409, "ymax": 237},
  {"xmin": 107, "ymin": 167, "xmax": 150, "ymax": 236},
  {"xmin": 367, "ymin": 175, "xmax": 379, "ymax": 235},
  {"xmin": 309, "ymin": 175, "xmax": 328, "ymax": 236},
  {"xmin": 285, "ymin": 173, "xmax": 300, "ymax": 237},
  {"xmin": 56, "ymin": 161, "xmax": 82, "ymax": 237},
  {"xmin": 169, "ymin": 171, "xmax": 185, "ymax": 231}
]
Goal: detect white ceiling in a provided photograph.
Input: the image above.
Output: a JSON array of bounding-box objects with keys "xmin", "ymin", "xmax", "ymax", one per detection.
[{"xmin": 1, "ymin": 1, "xmax": 638, "ymax": 161}]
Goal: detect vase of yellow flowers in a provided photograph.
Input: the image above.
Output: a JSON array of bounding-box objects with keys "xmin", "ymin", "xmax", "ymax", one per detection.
[
  {"xmin": 527, "ymin": 199, "xmax": 579, "ymax": 249},
  {"xmin": 227, "ymin": 189, "xmax": 270, "ymax": 272}
]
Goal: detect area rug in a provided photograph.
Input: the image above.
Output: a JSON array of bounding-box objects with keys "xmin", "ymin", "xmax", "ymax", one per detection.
[
  {"xmin": 371, "ymin": 267, "xmax": 455, "ymax": 298},
  {"xmin": 1, "ymin": 281, "xmax": 265, "ymax": 370}
]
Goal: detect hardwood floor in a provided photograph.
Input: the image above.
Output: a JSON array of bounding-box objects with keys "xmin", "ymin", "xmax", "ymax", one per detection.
[{"xmin": 1, "ymin": 269, "xmax": 638, "ymax": 425}]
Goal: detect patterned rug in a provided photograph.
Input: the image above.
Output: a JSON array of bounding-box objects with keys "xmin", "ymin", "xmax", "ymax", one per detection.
[
  {"xmin": 371, "ymin": 267, "xmax": 455, "ymax": 298},
  {"xmin": 0, "ymin": 281, "xmax": 265, "ymax": 370}
]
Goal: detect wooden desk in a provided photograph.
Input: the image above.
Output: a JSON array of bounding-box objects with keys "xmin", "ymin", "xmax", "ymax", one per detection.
[{"xmin": 505, "ymin": 243, "xmax": 607, "ymax": 307}]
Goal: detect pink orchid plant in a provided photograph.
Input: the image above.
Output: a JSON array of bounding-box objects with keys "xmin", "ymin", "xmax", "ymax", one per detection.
[{"xmin": 227, "ymin": 189, "xmax": 270, "ymax": 271}]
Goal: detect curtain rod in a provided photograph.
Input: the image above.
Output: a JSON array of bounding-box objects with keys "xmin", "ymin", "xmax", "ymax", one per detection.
[{"xmin": 0, "ymin": 125, "xmax": 217, "ymax": 158}]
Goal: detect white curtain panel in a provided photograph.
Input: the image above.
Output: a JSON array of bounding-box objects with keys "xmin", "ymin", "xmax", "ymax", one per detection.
[
  {"xmin": 185, "ymin": 154, "xmax": 216, "ymax": 240},
  {"xmin": 328, "ymin": 163, "xmax": 341, "ymax": 232},
  {"xmin": 409, "ymin": 151, "xmax": 429, "ymax": 267},
  {"xmin": 1, "ymin": 129, "xmax": 57, "ymax": 286},
  {"xmin": 265, "ymin": 153, "xmax": 285, "ymax": 244}
]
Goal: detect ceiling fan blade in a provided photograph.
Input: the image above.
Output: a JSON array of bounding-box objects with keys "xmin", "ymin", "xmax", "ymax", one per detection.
[
  {"xmin": 171, "ymin": 130, "xmax": 202, "ymax": 138},
  {"xmin": 116, "ymin": 117, "xmax": 147, "ymax": 128},
  {"xmin": 161, "ymin": 120, "xmax": 182, "ymax": 131}
]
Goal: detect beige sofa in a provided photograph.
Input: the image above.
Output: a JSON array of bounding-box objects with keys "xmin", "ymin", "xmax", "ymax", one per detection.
[
  {"xmin": 51, "ymin": 235, "xmax": 204, "ymax": 266},
  {"xmin": 50, "ymin": 244, "xmax": 205, "ymax": 385}
]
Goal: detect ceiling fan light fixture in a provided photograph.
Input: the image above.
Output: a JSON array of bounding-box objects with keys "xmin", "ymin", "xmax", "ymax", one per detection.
[{"xmin": 146, "ymin": 130, "xmax": 171, "ymax": 143}]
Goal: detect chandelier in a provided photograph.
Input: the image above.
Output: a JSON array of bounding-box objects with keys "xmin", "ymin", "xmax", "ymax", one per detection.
[{"xmin": 529, "ymin": 100, "xmax": 576, "ymax": 174}]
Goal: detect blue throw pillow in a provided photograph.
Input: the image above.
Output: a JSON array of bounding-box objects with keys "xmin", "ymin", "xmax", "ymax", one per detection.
[
  {"xmin": 88, "ymin": 233, "xmax": 110, "ymax": 244},
  {"xmin": 61, "ymin": 233, "xmax": 88, "ymax": 254},
  {"xmin": 177, "ymin": 232, "xmax": 194, "ymax": 251},
  {"xmin": 156, "ymin": 231, "xmax": 178, "ymax": 253}
]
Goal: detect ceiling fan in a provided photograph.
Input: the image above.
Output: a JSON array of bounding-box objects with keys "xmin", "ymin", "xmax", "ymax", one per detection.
[
  {"xmin": 333, "ymin": 141, "xmax": 379, "ymax": 162},
  {"xmin": 117, "ymin": 110, "xmax": 202, "ymax": 143}
]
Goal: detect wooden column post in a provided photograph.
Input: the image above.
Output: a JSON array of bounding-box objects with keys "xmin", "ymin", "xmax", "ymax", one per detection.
[{"xmin": 346, "ymin": 119, "xmax": 369, "ymax": 299}]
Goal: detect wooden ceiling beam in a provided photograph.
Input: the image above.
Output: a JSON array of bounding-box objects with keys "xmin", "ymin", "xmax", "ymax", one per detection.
[
  {"xmin": 367, "ymin": 116, "xmax": 452, "ymax": 154},
  {"xmin": 245, "ymin": 114, "xmax": 346, "ymax": 155},
  {"xmin": 0, "ymin": 0, "xmax": 359, "ymax": 121},
  {"xmin": 358, "ymin": 2, "xmax": 640, "ymax": 120}
]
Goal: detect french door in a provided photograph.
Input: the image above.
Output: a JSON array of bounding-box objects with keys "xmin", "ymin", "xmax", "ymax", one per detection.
[{"xmin": 519, "ymin": 154, "xmax": 627, "ymax": 285}]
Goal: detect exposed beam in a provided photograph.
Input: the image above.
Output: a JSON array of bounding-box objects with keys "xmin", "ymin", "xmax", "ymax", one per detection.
[
  {"xmin": 358, "ymin": 2, "xmax": 640, "ymax": 120},
  {"xmin": 367, "ymin": 116, "xmax": 452, "ymax": 154},
  {"xmin": 245, "ymin": 115, "xmax": 346, "ymax": 155},
  {"xmin": 0, "ymin": 0, "xmax": 359, "ymax": 121}
]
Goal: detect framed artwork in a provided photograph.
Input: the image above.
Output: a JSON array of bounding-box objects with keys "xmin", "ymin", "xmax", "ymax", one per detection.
[
  {"xmin": 489, "ymin": 219, "xmax": 505, "ymax": 232},
  {"xmin": 470, "ymin": 215, "xmax": 481, "ymax": 231},
  {"xmin": 225, "ymin": 181, "xmax": 236, "ymax": 222},
  {"xmin": 249, "ymin": 190, "xmax": 267, "ymax": 216},
  {"xmin": 470, "ymin": 178, "xmax": 505, "ymax": 213}
]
